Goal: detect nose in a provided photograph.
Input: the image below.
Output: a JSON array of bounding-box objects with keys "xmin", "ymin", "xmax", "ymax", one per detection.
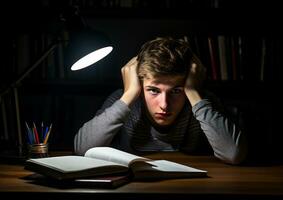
[{"xmin": 159, "ymin": 93, "xmax": 169, "ymax": 111}]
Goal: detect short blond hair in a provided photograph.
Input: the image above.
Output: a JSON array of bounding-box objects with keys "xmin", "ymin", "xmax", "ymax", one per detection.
[{"xmin": 137, "ymin": 37, "xmax": 198, "ymax": 79}]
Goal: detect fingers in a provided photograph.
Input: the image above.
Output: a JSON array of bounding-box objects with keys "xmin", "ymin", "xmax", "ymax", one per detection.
[
  {"xmin": 121, "ymin": 56, "xmax": 138, "ymax": 79},
  {"xmin": 190, "ymin": 62, "xmax": 206, "ymax": 81},
  {"xmin": 121, "ymin": 63, "xmax": 126, "ymax": 90},
  {"xmin": 186, "ymin": 61, "xmax": 207, "ymax": 90},
  {"xmin": 190, "ymin": 63, "xmax": 197, "ymax": 74},
  {"xmin": 121, "ymin": 56, "xmax": 138, "ymax": 91},
  {"xmin": 121, "ymin": 57, "xmax": 138, "ymax": 76},
  {"xmin": 120, "ymin": 56, "xmax": 141, "ymax": 105},
  {"xmin": 123, "ymin": 56, "xmax": 138, "ymax": 69}
]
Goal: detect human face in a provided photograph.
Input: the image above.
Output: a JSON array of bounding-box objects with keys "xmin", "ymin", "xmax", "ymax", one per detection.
[{"xmin": 142, "ymin": 75, "xmax": 186, "ymax": 127}]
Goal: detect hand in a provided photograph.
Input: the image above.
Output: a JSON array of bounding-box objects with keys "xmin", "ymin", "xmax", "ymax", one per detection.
[
  {"xmin": 185, "ymin": 62, "xmax": 206, "ymax": 91},
  {"xmin": 184, "ymin": 62, "xmax": 206, "ymax": 106},
  {"xmin": 120, "ymin": 56, "xmax": 141, "ymax": 106}
]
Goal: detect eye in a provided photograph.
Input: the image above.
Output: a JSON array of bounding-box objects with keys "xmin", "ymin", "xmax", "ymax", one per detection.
[
  {"xmin": 147, "ymin": 88, "xmax": 160, "ymax": 95},
  {"xmin": 170, "ymin": 88, "xmax": 183, "ymax": 94}
]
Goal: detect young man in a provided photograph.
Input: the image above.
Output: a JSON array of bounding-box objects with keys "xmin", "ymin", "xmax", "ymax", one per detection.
[{"xmin": 74, "ymin": 37, "xmax": 248, "ymax": 165}]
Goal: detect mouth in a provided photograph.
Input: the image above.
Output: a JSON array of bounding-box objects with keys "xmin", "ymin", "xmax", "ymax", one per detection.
[{"xmin": 155, "ymin": 113, "xmax": 172, "ymax": 119}]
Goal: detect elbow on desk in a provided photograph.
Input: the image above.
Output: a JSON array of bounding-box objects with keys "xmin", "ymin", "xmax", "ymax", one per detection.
[
  {"xmin": 73, "ymin": 132, "xmax": 88, "ymax": 156},
  {"xmin": 215, "ymin": 146, "xmax": 248, "ymax": 165}
]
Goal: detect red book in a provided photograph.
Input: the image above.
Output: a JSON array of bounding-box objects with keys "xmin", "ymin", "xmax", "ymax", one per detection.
[{"xmin": 208, "ymin": 37, "xmax": 218, "ymax": 80}]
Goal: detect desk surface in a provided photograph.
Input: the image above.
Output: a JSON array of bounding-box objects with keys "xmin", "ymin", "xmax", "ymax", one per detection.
[{"xmin": 1, "ymin": 152, "xmax": 283, "ymax": 200}]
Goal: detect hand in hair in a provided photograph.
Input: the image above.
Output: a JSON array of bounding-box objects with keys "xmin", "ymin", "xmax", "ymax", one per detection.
[
  {"xmin": 120, "ymin": 56, "xmax": 142, "ymax": 106},
  {"xmin": 185, "ymin": 62, "xmax": 206, "ymax": 91},
  {"xmin": 184, "ymin": 62, "xmax": 207, "ymax": 106}
]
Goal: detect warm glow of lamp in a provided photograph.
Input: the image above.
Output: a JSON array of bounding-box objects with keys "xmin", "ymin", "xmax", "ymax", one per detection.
[
  {"xmin": 65, "ymin": 28, "xmax": 113, "ymax": 71},
  {"xmin": 71, "ymin": 46, "xmax": 113, "ymax": 71}
]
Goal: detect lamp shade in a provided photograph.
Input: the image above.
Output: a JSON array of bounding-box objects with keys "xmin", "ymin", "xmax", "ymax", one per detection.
[{"xmin": 66, "ymin": 28, "xmax": 113, "ymax": 71}]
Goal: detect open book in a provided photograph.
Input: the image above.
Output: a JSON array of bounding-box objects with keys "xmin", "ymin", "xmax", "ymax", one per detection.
[{"xmin": 25, "ymin": 147, "xmax": 207, "ymax": 181}]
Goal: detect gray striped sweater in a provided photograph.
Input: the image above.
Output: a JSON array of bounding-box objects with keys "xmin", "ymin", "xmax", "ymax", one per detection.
[{"xmin": 74, "ymin": 89, "xmax": 247, "ymax": 164}]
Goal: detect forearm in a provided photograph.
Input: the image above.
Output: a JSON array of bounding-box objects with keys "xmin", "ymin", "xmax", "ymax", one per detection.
[
  {"xmin": 184, "ymin": 88, "xmax": 202, "ymax": 107},
  {"xmin": 192, "ymin": 100, "xmax": 248, "ymax": 164},
  {"xmin": 74, "ymin": 100, "xmax": 130, "ymax": 155}
]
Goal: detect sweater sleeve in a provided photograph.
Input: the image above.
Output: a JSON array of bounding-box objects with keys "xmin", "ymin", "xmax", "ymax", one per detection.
[
  {"xmin": 74, "ymin": 90, "xmax": 131, "ymax": 155},
  {"xmin": 192, "ymin": 99, "xmax": 248, "ymax": 165}
]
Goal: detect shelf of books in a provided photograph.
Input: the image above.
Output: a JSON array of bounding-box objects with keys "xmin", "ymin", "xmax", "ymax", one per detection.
[{"xmin": 1, "ymin": 0, "xmax": 282, "ymax": 154}]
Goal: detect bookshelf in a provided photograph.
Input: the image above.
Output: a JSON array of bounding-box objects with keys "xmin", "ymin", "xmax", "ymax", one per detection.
[{"xmin": 1, "ymin": 0, "xmax": 282, "ymax": 161}]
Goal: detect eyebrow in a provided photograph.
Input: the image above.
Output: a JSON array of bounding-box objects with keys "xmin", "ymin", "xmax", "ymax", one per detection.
[
  {"xmin": 145, "ymin": 86, "xmax": 159, "ymax": 89},
  {"xmin": 145, "ymin": 85, "xmax": 184, "ymax": 90}
]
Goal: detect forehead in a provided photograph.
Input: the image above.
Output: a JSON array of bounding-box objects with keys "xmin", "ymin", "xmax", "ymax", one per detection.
[{"xmin": 143, "ymin": 75, "xmax": 186, "ymax": 87}]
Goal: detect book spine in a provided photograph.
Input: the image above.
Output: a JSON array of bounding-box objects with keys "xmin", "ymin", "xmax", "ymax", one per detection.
[
  {"xmin": 217, "ymin": 35, "xmax": 228, "ymax": 80},
  {"xmin": 208, "ymin": 36, "xmax": 218, "ymax": 80},
  {"xmin": 230, "ymin": 36, "xmax": 238, "ymax": 81},
  {"xmin": 260, "ymin": 38, "xmax": 266, "ymax": 81}
]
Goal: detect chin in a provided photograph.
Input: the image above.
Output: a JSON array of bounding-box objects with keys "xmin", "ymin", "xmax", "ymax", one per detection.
[{"xmin": 155, "ymin": 119, "xmax": 174, "ymax": 126}]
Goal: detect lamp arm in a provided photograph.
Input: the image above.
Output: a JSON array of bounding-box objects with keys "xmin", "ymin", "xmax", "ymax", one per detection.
[
  {"xmin": 0, "ymin": 40, "xmax": 59, "ymax": 157},
  {"xmin": 0, "ymin": 41, "xmax": 58, "ymax": 97}
]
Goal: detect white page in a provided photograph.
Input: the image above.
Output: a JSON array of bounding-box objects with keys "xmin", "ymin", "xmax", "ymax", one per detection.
[
  {"xmin": 28, "ymin": 155, "xmax": 126, "ymax": 172},
  {"xmin": 145, "ymin": 160, "xmax": 207, "ymax": 172},
  {"xmin": 84, "ymin": 147, "xmax": 149, "ymax": 166}
]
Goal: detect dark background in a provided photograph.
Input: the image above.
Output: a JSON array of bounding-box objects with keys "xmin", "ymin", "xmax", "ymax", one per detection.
[{"xmin": 0, "ymin": 0, "xmax": 282, "ymax": 163}]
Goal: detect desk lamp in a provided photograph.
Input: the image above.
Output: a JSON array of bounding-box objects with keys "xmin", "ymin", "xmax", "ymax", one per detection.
[
  {"xmin": 0, "ymin": 28, "xmax": 113, "ymax": 158},
  {"xmin": 0, "ymin": 4, "xmax": 113, "ymax": 158},
  {"xmin": 61, "ymin": 5, "xmax": 113, "ymax": 71},
  {"xmin": 69, "ymin": 29, "xmax": 113, "ymax": 71}
]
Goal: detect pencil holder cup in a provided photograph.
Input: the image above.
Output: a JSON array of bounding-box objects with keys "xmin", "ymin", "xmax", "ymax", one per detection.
[{"xmin": 27, "ymin": 143, "xmax": 49, "ymax": 159}]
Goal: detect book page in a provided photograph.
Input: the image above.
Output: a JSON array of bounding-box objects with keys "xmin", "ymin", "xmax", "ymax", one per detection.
[
  {"xmin": 130, "ymin": 160, "xmax": 207, "ymax": 180},
  {"xmin": 27, "ymin": 156, "xmax": 127, "ymax": 173},
  {"xmin": 84, "ymin": 147, "xmax": 149, "ymax": 166},
  {"xmin": 132, "ymin": 160, "xmax": 207, "ymax": 173},
  {"xmin": 145, "ymin": 160, "xmax": 207, "ymax": 173}
]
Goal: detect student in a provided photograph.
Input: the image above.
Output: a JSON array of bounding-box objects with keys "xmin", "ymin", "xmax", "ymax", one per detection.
[{"xmin": 74, "ymin": 37, "xmax": 248, "ymax": 165}]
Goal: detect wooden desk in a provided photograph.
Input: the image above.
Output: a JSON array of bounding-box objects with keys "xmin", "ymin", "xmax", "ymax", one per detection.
[{"xmin": 1, "ymin": 152, "xmax": 283, "ymax": 200}]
